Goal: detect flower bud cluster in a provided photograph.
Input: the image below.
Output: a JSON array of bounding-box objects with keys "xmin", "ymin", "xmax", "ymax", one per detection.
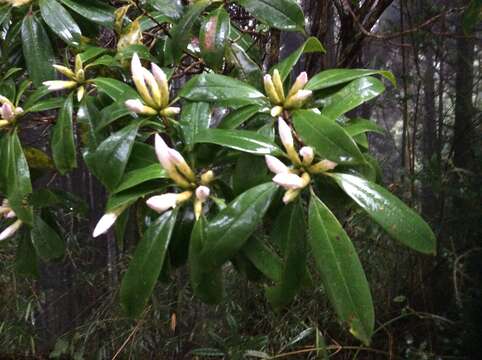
[
  {"xmin": 265, "ymin": 118, "xmax": 337, "ymax": 204},
  {"xmin": 44, "ymin": 55, "xmax": 87, "ymax": 102},
  {"xmin": 263, "ymin": 70, "xmax": 312, "ymax": 117},
  {"xmin": 0, "ymin": 96, "xmax": 23, "ymax": 128},
  {"xmin": 0, "ymin": 199, "xmax": 23, "ymax": 241},
  {"xmin": 125, "ymin": 54, "xmax": 180, "ymax": 117}
]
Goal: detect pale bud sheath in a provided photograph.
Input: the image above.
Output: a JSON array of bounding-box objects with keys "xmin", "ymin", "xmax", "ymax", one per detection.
[
  {"xmin": 168, "ymin": 148, "xmax": 196, "ymax": 181},
  {"xmin": 160, "ymin": 107, "xmax": 181, "ymax": 117},
  {"xmin": 265, "ymin": 155, "xmax": 289, "ymax": 174},
  {"xmin": 270, "ymin": 105, "xmax": 283, "ymax": 118},
  {"xmin": 263, "ymin": 74, "xmax": 282, "ymax": 105},
  {"xmin": 151, "ymin": 63, "xmax": 170, "ymax": 108},
  {"xmin": 53, "ymin": 64, "xmax": 76, "ymax": 79},
  {"xmin": 195, "ymin": 186, "xmax": 210, "ymax": 202},
  {"xmin": 284, "ymin": 89, "xmax": 313, "ymax": 109},
  {"xmin": 142, "ymin": 67, "xmax": 162, "ymax": 107},
  {"xmin": 43, "ymin": 80, "xmax": 77, "ymax": 91},
  {"xmin": 272, "ymin": 173, "xmax": 305, "ymax": 190},
  {"xmin": 309, "ymin": 159, "xmax": 338, "ymax": 173},
  {"xmin": 1, "ymin": 103, "xmax": 14, "ymax": 121},
  {"xmin": 200, "ymin": 170, "xmax": 214, "ymax": 185},
  {"xmin": 299, "ymin": 146, "xmax": 315, "ymax": 166},
  {"xmin": 0, "ymin": 219, "xmax": 23, "ymax": 241},
  {"xmin": 282, "ymin": 189, "xmax": 301, "ymax": 204},
  {"xmin": 272, "ymin": 69, "xmax": 285, "ymax": 101},
  {"xmin": 131, "ymin": 53, "xmax": 156, "ymax": 107},
  {"xmin": 125, "ymin": 99, "xmax": 157, "ymax": 115}
]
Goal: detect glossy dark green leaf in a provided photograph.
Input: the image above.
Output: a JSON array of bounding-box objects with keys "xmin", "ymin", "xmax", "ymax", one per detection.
[
  {"xmin": 292, "ymin": 110, "xmax": 365, "ymax": 164},
  {"xmin": 180, "ymin": 101, "xmax": 211, "ymax": 150},
  {"xmin": 194, "ymin": 128, "xmax": 282, "ymax": 156},
  {"xmin": 306, "ymin": 69, "xmax": 396, "ymax": 91},
  {"xmin": 200, "ymin": 6, "xmax": 230, "ymax": 70},
  {"xmin": 343, "ymin": 118, "xmax": 384, "ymax": 137},
  {"xmin": 226, "ymin": 43, "xmax": 262, "ymax": 87},
  {"xmin": 0, "ymin": 5, "xmax": 10, "ymax": 27},
  {"xmin": 271, "ymin": 37, "xmax": 325, "ymax": 81},
  {"xmin": 170, "ymin": 0, "xmax": 211, "ymax": 61},
  {"xmin": 179, "ymin": 73, "xmax": 267, "ymax": 107},
  {"xmin": 266, "ymin": 200, "xmax": 307, "ymax": 307},
  {"xmin": 113, "ymin": 164, "xmax": 167, "ymax": 194},
  {"xmin": 0, "ymin": 131, "xmax": 33, "ymax": 224},
  {"xmin": 233, "ymin": 154, "xmax": 270, "ymax": 194},
  {"xmin": 31, "ymin": 215, "xmax": 65, "ymax": 260},
  {"xmin": 15, "ymin": 230, "xmax": 39, "ymax": 278},
  {"xmin": 125, "ymin": 142, "xmax": 159, "ymax": 172},
  {"xmin": 106, "ymin": 182, "xmax": 162, "ymax": 212},
  {"xmin": 309, "ymin": 193, "xmax": 374, "ymax": 345},
  {"xmin": 77, "ymin": 97, "xmax": 100, "ymax": 150},
  {"xmin": 58, "ymin": 0, "xmax": 115, "ymax": 28},
  {"xmin": 170, "ymin": 208, "xmax": 195, "ymax": 267},
  {"xmin": 40, "ymin": 0, "xmax": 81, "ymax": 46},
  {"xmin": 78, "ymin": 46, "xmax": 107, "ymax": 63},
  {"xmin": 242, "ymin": 237, "xmax": 282, "ymax": 282},
  {"xmin": 219, "ymin": 105, "xmax": 261, "ymax": 129},
  {"xmin": 21, "ymin": 14, "xmax": 56, "ymax": 87},
  {"xmin": 320, "ymin": 77, "xmax": 386, "ymax": 120},
  {"xmin": 120, "ymin": 210, "xmax": 178, "ymax": 317},
  {"xmin": 148, "ymin": 0, "xmax": 183, "ymax": 20},
  {"xmin": 51, "ymin": 95, "xmax": 77, "ymax": 175},
  {"xmin": 25, "ymin": 98, "xmax": 65, "ymax": 113},
  {"xmin": 92, "ymin": 77, "xmax": 140, "ymax": 102},
  {"xmin": 237, "ymin": 0, "xmax": 305, "ymax": 32},
  {"xmin": 96, "ymin": 103, "xmax": 131, "ymax": 131},
  {"xmin": 189, "ymin": 217, "xmax": 224, "ymax": 304},
  {"xmin": 201, "ymin": 182, "xmax": 277, "ymax": 267},
  {"xmin": 84, "ymin": 123, "xmax": 139, "ymax": 192},
  {"xmin": 331, "ymin": 173, "xmax": 436, "ymax": 254}
]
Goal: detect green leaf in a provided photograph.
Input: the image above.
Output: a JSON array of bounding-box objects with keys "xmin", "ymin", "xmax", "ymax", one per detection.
[
  {"xmin": 58, "ymin": 0, "xmax": 115, "ymax": 28},
  {"xmin": 200, "ymin": 6, "xmax": 230, "ymax": 70},
  {"xmin": 148, "ymin": 0, "xmax": 183, "ymax": 20},
  {"xmin": 96, "ymin": 103, "xmax": 131, "ymax": 131},
  {"xmin": 292, "ymin": 110, "xmax": 365, "ymax": 164},
  {"xmin": 306, "ymin": 69, "xmax": 396, "ymax": 91},
  {"xmin": 201, "ymin": 182, "xmax": 277, "ymax": 268},
  {"xmin": 51, "ymin": 95, "xmax": 77, "ymax": 175},
  {"xmin": 113, "ymin": 163, "xmax": 167, "ymax": 194},
  {"xmin": 31, "ymin": 215, "xmax": 65, "ymax": 260},
  {"xmin": 271, "ymin": 37, "xmax": 325, "ymax": 81},
  {"xmin": 189, "ymin": 217, "xmax": 224, "ymax": 304},
  {"xmin": 84, "ymin": 123, "xmax": 139, "ymax": 192},
  {"xmin": 266, "ymin": 200, "xmax": 307, "ymax": 307},
  {"xmin": 331, "ymin": 173, "xmax": 436, "ymax": 254},
  {"xmin": 237, "ymin": 0, "xmax": 305, "ymax": 32},
  {"xmin": 0, "ymin": 5, "xmax": 11, "ymax": 28},
  {"xmin": 77, "ymin": 97, "xmax": 100, "ymax": 150},
  {"xmin": 179, "ymin": 73, "xmax": 267, "ymax": 107},
  {"xmin": 233, "ymin": 154, "xmax": 270, "ymax": 194},
  {"xmin": 92, "ymin": 77, "xmax": 140, "ymax": 102},
  {"xmin": 170, "ymin": 0, "xmax": 212, "ymax": 61},
  {"xmin": 241, "ymin": 237, "xmax": 282, "ymax": 282},
  {"xmin": 320, "ymin": 77, "xmax": 386, "ymax": 120},
  {"xmin": 180, "ymin": 101, "xmax": 211, "ymax": 150},
  {"xmin": 25, "ymin": 98, "xmax": 65, "ymax": 113},
  {"xmin": 194, "ymin": 128, "xmax": 282, "ymax": 155},
  {"xmin": 343, "ymin": 118, "xmax": 384, "ymax": 137},
  {"xmin": 219, "ymin": 105, "xmax": 261, "ymax": 129},
  {"xmin": 106, "ymin": 183, "xmax": 162, "ymax": 212},
  {"xmin": 0, "ymin": 131, "xmax": 33, "ymax": 224},
  {"xmin": 39, "ymin": 0, "xmax": 81, "ymax": 46},
  {"xmin": 15, "ymin": 230, "xmax": 39, "ymax": 278},
  {"xmin": 463, "ymin": 0, "xmax": 482, "ymax": 34},
  {"xmin": 120, "ymin": 210, "xmax": 178, "ymax": 317},
  {"xmin": 226, "ymin": 42, "xmax": 262, "ymax": 87},
  {"xmin": 309, "ymin": 193, "xmax": 374, "ymax": 345},
  {"xmin": 21, "ymin": 14, "xmax": 56, "ymax": 87}
]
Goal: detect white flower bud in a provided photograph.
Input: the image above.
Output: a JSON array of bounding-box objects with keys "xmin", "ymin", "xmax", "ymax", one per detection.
[
  {"xmin": 1, "ymin": 103, "xmax": 14, "ymax": 121},
  {"xmin": 151, "ymin": 63, "xmax": 170, "ymax": 108},
  {"xmin": 168, "ymin": 148, "xmax": 196, "ymax": 181},
  {"xmin": 287, "ymin": 72, "xmax": 308, "ymax": 98},
  {"xmin": 142, "ymin": 67, "xmax": 162, "ymax": 107},
  {"xmin": 154, "ymin": 133, "xmax": 174, "ymax": 171},
  {"xmin": 270, "ymin": 105, "xmax": 283, "ymax": 117},
  {"xmin": 309, "ymin": 159, "xmax": 338, "ymax": 173},
  {"xmin": 195, "ymin": 186, "xmax": 210, "ymax": 202},
  {"xmin": 272, "ymin": 173, "xmax": 305, "ymax": 190},
  {"xmin": 160, "ymin": 107, "xmax": 181, "ymax": 117},
  {"xmin": 131, "ymin": 53, "xmax": 156, "ymax": 107},
  {"xmin": 92, "ymin": 212, "xmax": 118, "ymax": 238},
  {"xmin": 146, "ymin": 193, "xmax": 178, "ymax": 213},
  {"xmin": 5, "ymin": 210, "xmax": 16, "ymax": 219},
  {"xmin": 43, "ymin": 80, "xmax": 77, "ymax": 91},
  {"xmin": 299, "ymin": 146, "xmax": 315, "ymax": 166},
  {"xmin": 284, "ymin": 89, "xmax": 313, "ymax": 109},
  {"xmin": 263, "ymin": 74, "xmax": 282, "ymax": 105},
  {"xmin": 282, "ymin": 189, "xmax": 301, "ymax": 204},
  {"xmin": 278, "ymin": 117, "xmax": 293, "ymax": 148},
  {"xmin": 0, "ymin": 219, "xmax": 23, "ymax": 241},
  {"xmin": 125, "ymin": 99, "xmax": 157, "ymax": 115},
  {"xmin": 265, "ymin": 155, "xmax": 289, "ymax": 174}
]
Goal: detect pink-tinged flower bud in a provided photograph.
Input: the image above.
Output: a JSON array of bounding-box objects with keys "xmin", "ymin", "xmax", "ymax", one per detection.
[
  {"xmin": 309, "ymin": 159, "xmax": 338, "ymax": 173},
  {"xmin": 146, "ymin": 193, "xmax": 178, "ymax": 213},
  {"xmin": 265, "ymin": 155, "xmax": 289, "ymax": 174},
  {"xmin": 272, "ymin": 173, "xmax": 305, "ymax": 190},
  {"xmin": 284, "ymin": 89, "xmax": 313, "ymax": 109},
  {"xmin": 125, "ymin": 99, "xmax": 157, "ymax": 115},
  {"xmin": 1, "ymin": 103, "xmax": 14, "ymax": 121},
  {"xmin": 154, "ymin": 133, "xmax": 174, "ymax": 171},
  {"xmin": 278, "ymin": 117, "xmax": 293, "ymax": 148},
  {"xmin": 151, "ymin": 63, "xmax": 170, "ymax": 108},
  {"xmin": 92, "ymin": 211, "xmax": 121, "ymax": 238},
  {"xmin": 263, "ymin": 74, "xmax": 282, "ymax": 105},
  {"xmin": 270, "ymin": 105, "xmax": 283, "ymax": 117},
  {"xmin": 168, "ymin": 148, "xmax": 196, "ymax": 181},
  {"xmin": 195, "ymin": 186, "xmax": 210, "ymax": 202},
  {"xmin": 0, "ymin": 95, "xmax": 13, "ymax": 106},
  {"xmin": 0, "ymin": 219, "xmax": 23, "ymax": 241},
  {"xmin": 53, "ymin": 64, "xmax": 76, "ymax": 79},
  {"xmin": 287, "ymin": 72, "xmax": 308, "ymax": 98},
  {"xmin": 5, "ymin": 210, "xmax": 16, "ymax": 219},
  {"xmin": 43, "ymin": 80, "xmax": 77, "ymax": 91},
  {"xmin": 299, "ymin": 146, "xmax": 315, "ymax": 166},
  {"xmin": 272, "ymin": 69, "xmax": 285, "ymax": 101}
]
